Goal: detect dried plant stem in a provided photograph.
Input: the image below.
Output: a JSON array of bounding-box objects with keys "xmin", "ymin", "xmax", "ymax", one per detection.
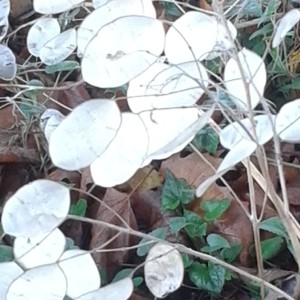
[{"xmin": 246, "ymin": 158, "xmax": 265, "ymax": 299}]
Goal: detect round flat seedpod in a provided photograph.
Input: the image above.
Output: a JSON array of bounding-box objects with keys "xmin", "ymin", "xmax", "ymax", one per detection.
[
  {"xmin": 165, "ymin": 11, "xmax": 218, "ymax": 63},
  {"xmin": 14, "ymin": 229, "xmax": 66, "ymax": 269},
  {"xmin": 0, "ymin": 0, "xmax": 10, "ymax": 19},
  {"xmin": 49, "ymin": 99, "xmax": 121, "ymax": 170},
  {"xmin": 0, "ymin": 17, "xmax": 9, "ymax": 42},
  {"xmin": 140, "ymin": 107, "xmax": 213, "ymax": 164},
  {"xmin": 34, "ymin": 0, "xmax": 84, "ymax": 14},
  {"xmin": 76, "ymin": 277, "xmax": 133, "ymax": 300},
  {"xmin": 82, "ymin": 15, "xmax": 165, "ymax": 88},
  {"xmin": 217, "ymin": 139, "xmax": 257, "ymax": 173},
  {"xmin": 27, "ymin": 18, "xmax": 61, "ymax": 57},
  {"xmin": 224, "ymin": 48, "xmax": 266, "ymax": 111},
  {"xmin": 0, "ymin": 262, "xmax": 23, "ymax": 299},
  {"xmin": 7, "ymin": 264, "xmax": 67, "ymax": 300},
  {"xmin": 272, "ymin": 9, "xmax": 300, "ymax": 48},
  {"xmin": 128, "ymin": 61, "xmax": 209, "ymax": 112},
  {"xmin": 39, "ymin": 28, "xmax": 77, "ymax": 66},
  {"xmin": 0, "ymin": 44, "xmax": 16, "ymax": 80},
  {"xmin": 220, "ymin": 115, "xmax": 275, "ymax": 149},
  {"xmin": 40, "ymin": 109, "xmax": 65, "ymax": 142},
  {"xmin": 2, "ymin": 179, "xmax": 70, "ymax": 237},
  {"xmin": 276, "ymin": 99, "xmax": 300, "ymax": 142},
  {"xmin": 91, "ymin": 112, "xmax": 148, "ymax": 187},
  {"xmin": 145, "ymin": 243, "xmax": 184, "ymax": 298},
  {"xmin": 59, "ymin": 249, "xmax": 100, "ymax": 298},
  {"xmin": 77, "ymin": 0, "xmax": 156, "ymax": 56},
  {"xmin": 206, "ymin": 19, "xmax": 237, "ymax": 60}
]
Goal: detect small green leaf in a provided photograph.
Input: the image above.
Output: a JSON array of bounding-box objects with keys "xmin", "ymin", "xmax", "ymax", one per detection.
[
  {"xmin": 188, "ymin": 262, "xmax": 225, "ymax": 294},
  {"xmin": 188, "ymin": 262, "xmax": 209, "ymax": 290},
  {"xmin": 19, "ymin": 101, "xmax": 41, "ymax": 118},
  {"xmin": 162, "ymin": 170, "xmax": 195, "ymax": 210},
  {"xmin": 221, "ymin": 244, "xmax": 241, "ymax": 263},
  {"xmin": 112, "ymin": 268, "xmax": 142, "ymax": 286},
  {"xmin": 69, "ymin": 198, "xmax": 87, "ymax": 216},
  {"xmin": 181, "ymin": 253, "xmax": 193, "ymax": 268},
  {"xmin": 133, "ymin": 276, "xmax": 144, "ymax": 287},
  {"xmin": 280, "ymin": 77, "xmax": 300, "ymax": 91},
  {"xmin": 183, "ymin": 209, "xmax": 207, "ymax": 238},
  {"xmin": 161, "ymin": 1, "xmax": 181, "ymax": 16},
  {"xmin": 252, "ymin": 41, "xmax": 266, "ymax": 56},
  {"xmin": 64, "ymin": 237, "xmax": 78, "ymax": 250},
  {"xmin": 262, "ymin": 0, "xmax": 280, "ymax": 19},
  {"xmin": 261, "ymin": 237, "xmax": 284, "ymax": 260},
  {"xmin": 192, "ymin": 125, "xmax": 218, "ymax": 154},
  {"xmin": 207, "ymin": 234, "xmax": 230, "ymax": 249},
  {"xmin": 249, "ymin": 23, "xmax": 273, "ymax": 40},
  {"xmin": 98, "ymin": 265, "xmax": 107, "ymax": 286},
  {"xmin": 259, "ymin": 217, "xmax": 287, "ymax": 237},
  {"xmin": 137, "ymin": 227, "xmax": 167, "ymax": 257},
  {"xmin": 242, "ymin": 0, "xmax": 263, "ymax": 17},
  {"xmin": 0, "ymin": 245, "xmax": 13, "ymax": 262},
  {"xmin": 201, "ymin": 234, "xmax": 230, "ymax": 252},
  {"xmin": 201, "ymin": 199, "xmax": 230, "ymax": 222},
  {"xmin": 45, "ymin": 60, "xmax": 79, "ymax": 74},
  {"xmin": 24, "ymin": 79, "xmax": 44, "ymax": 98},
  {"xmin": 169, "ymin": 217, "xmax": 186, "ymax": 235},
  {"xmin": 112, "ymin": 268, "xmax": 132, "ymax": 282},
  {"xmin": 208, "ymin": 262, "xmax": 226, "ymax": 293}
]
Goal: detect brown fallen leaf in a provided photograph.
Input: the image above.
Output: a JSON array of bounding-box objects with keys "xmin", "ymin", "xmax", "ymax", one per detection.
[
  {"xmin": 90, "ymin": 188, "xmax": 138, "ymax": 279},
  {"xmin": 119, "ymin": 166, "xmax": 163, "ymax": 193},
  {"xmin": 10, "ymin": 0, "xmax": 33, "ymax": 19},
  {"xmin": 0, "ymin": 146, "xmax": 40, "ymax": 163},
  {"xmin": 0, "ymin": 105, "xmax": 23, "ymax": 130},
  {"xmin": 0, "ymin": 165, "xmax": 29, "ymax": 207},
  {"xmin": 282, "ymin": 165, "xmax": 300, "ymax": 206},
  {"xmin": 199, "ymin": 0, "xmax": 212, "ymax": 10},
  {"xmin": 37, "ymin": 82, "xmax": 90, "ymax": 115}
]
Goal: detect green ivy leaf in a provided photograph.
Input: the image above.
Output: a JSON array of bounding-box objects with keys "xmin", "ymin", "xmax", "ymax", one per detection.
[
  {"xmin": 188, "ymin": 262, "xmax": 225, "ymax": 294},
  {"xmin": 45, "ymin": 60, "xmax": 79, "ymax": 74},
  {"xmin": 242, "ymin": 0, "xmax": 263, "ymax": 17},
  {"xmin": 259, "ymin": 217, "xmax": 287, "ymax": 237},
  {"xmin": 24, "ymin": 79, "xmax": 44, "ymax": 99},
  {"xmin": 169, "ymin": 217, "xmax": 186, "ymax": 235},
  {"xmin": 201, "ymin": 199, "xmax": 231, "ymax": 222},
  {"xmin": 64, "ymin": 237, "xmax": 78, "ymax": 250},
  {"xmin": 221, "ymin": 244, "xmax": 241, "ymax": 263},
  {"xmin": 133, "ymin": 276, "xmax": 144, "ymax": 287},
  {"xmin": 69, "ymin": 198, "xmax": 87, "ymax": 216},
  {"xmin": 161, "ymin": 1, "xmax": 181, "ymax": 16},
  {"xmin": 260, "ymin": 237, "xmax": 284, "ymax": 260},
  {"xmin": 137, "ymin": 227, "xmax": 167, "ymax": 257},
  {"xmin": 249, "ymin": 23, "xmax": 273, "ymax": 40},
  {"xmin": 184, "ymin": 209, "xmax": 207, "ymax": 238},
  {"xmin": 181, "ymin": 253, "xmax": 193, "ymax": 268},
  {"xmin": 112, "ymin": 268, "xmax": 143, "ymax": 287},
  {"xmin": 208, "ymin": 262, "xmax": 226, "ymax": 293},
  {"xmin": 262, "ymin": 0, "xmax": 280, "ymax": 19},
  {"xmin": 192, "ymin": 125, "xmax": 218, "ymax": 154},
  {"xmin": 162, "ymin": 170, "xmax": 195, "ymax": 210},
  {"xmin": 0, "ymin": 245, "xmax": 13, "ymax": 262},
  {"xmin": 201, "ymin": 234, "xmax": 230, "ymax": 253}
]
